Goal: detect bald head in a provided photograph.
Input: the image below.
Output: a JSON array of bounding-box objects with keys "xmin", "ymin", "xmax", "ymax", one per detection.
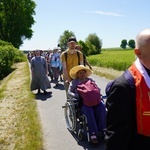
[
  {"xmin": 136, "ymin": 28, "xmax": 150, "ymax": 49},
  {"xmin": 135, "ymin": 28, "xmax": 150, "ymax": 69}
]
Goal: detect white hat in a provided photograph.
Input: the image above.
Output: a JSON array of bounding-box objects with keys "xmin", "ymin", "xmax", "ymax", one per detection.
[
  {"xmin": 53, "ymin": 47, "xmax": 58, "ymax": 50},
  {"xmin": 70, "ymin": 65, "xmax": 92, "ymax": 79}
]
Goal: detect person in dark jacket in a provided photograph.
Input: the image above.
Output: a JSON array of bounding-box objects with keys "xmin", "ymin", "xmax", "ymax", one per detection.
[{"xmin": 105, "ymin": 28, "xmax": 150, "ymax": 150}]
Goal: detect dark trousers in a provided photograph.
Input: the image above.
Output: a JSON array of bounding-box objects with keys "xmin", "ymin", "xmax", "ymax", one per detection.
[{"xmin": 81, "ymin": 101, "xmax": 106, "ymax": 136}]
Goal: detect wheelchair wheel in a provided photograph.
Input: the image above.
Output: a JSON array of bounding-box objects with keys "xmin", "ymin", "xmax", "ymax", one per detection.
[
  {"xmin": 78, "ymin": 129, "xmax": 83, "ymax": 140},
  {"xmin": 64, "ymin": 102, "xmax": 76, "ymax": 131}
]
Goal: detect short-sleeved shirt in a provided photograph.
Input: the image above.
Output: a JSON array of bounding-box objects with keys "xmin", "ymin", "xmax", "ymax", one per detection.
[
  {"xmin": 49, "ymin": 52, "xmax": 60, "ymax": 68},
  {"xmin": 61, "ymin": 49, "xmax": 83, "ymax": 81}
]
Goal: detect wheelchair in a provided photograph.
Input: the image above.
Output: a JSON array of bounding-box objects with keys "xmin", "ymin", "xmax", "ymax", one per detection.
[
  {"xmin": 62, "ymin": 97, "xmax": 91, "ymax": 142},
  {"xmin": 62, "ymin": 94, "xmax": 107, "ymax": 144}
]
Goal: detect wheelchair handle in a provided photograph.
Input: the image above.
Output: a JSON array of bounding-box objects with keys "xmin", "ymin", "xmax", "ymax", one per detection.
[{"xmin": 67, "ymin": 97, "xmax": 78, "ymax": 102}]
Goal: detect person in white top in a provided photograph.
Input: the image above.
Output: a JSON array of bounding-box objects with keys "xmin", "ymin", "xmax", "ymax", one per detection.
[{"xmin": 49, "ymin": 47, "xmax": 61, "ymax": 86}]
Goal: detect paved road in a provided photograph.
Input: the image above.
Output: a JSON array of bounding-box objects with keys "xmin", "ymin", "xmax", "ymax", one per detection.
[{"xmin": 35, "ymin": 74, "xmax": 110, "ymax": 150}]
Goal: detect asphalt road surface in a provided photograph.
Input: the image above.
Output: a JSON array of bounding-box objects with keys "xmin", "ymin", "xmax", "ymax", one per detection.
[{"xmin": 35, "ymin": 74, "xmax": 110, "ymax": 150}]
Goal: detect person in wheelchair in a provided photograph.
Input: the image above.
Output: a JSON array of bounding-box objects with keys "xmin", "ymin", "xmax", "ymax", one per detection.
[{"xmin": 68, "ymin": 65, "xmax": 106, "ymax": 144}]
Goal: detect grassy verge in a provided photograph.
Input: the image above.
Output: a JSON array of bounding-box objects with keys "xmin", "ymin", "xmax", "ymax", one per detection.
[
  {"xmin": 0, "ymin": 61, "xmax": 43, "ymax": 150},
  {"xmin": 92, "ymin": 66, "xmax": 123, "ymax": 80}
]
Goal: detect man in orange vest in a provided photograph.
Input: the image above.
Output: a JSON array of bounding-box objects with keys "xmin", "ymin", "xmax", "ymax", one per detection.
[{"xmin": 105, "ymin": 28, "xmax": 150, "ymax": 150}]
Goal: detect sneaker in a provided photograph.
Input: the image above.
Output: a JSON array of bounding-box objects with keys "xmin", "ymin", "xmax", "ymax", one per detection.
[
  {"xmin": 90, "ymin": 135, "xmax": 98, "ymax": 144},
  {"xmin": 60, "ymin": 77, "xmax": 63, "ymax": 81},
  {"xmin": 55, "ymin": 83, "xmax": 59, "ymax": 87},
  {"xmin": 38, "ymin": 89, "xmax": 40, "ymax": 94},
  {"xmin": 44, "ymin": 90, "xmax": 48, "ymax": 94}
]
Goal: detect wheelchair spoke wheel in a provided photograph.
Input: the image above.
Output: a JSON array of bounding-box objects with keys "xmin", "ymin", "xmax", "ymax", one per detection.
[
  {"xmin": 64, "ymin": 102, "xmax": 76, "ymax": 131},
  {"xmin": 78, "ymin": 129, "xmax": 83, "ymax": 140}
]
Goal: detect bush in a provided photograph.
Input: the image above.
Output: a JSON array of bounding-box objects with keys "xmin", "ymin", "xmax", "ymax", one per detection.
[
  {"xmin": 0, "ymin": 40, "xmax": 26, "ymax": 79},
  {"xmin": 14, "ymin": 50, "xmax": 26, "ymax": 62}
]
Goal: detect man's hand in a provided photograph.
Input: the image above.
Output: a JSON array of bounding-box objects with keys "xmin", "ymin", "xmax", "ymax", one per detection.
[{"xmin": 65, "ymin": 80, "xmax": 70, "ymax": 84}]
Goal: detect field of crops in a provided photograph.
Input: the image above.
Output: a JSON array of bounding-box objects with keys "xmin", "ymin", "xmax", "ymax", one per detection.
[{"xmin": 87, "ymin": 48, "xmax": 135, "ymax": 71}]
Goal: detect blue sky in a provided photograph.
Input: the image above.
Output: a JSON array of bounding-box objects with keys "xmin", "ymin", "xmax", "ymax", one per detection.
[{"xmin": 20, "ymin": 0, "xmax": 150, "ymax": 50}]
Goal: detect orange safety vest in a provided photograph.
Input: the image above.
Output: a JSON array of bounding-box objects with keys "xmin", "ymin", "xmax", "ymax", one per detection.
[{"xmin": 129, "ymin": 63, "xmax": 150, "ymax": 137}]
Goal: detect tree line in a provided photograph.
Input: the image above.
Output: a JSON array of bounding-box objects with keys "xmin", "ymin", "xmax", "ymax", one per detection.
[
  {"xmin": 0, "ymin": 0, "xmax": 135, "ymax": 55},
  {"xmin": 0, "ymin": 0, "xmax": 31, "ymax": 79},
  {"xmin": 120, "ymin": 39, "xmax": 135, "ymax": 49},
  {"xmin": 58, "ymin": 30, "xmax": 102, "ymax": 56},
  {"xmin": 0, "ymin": 0, "xmax": 102, "ymax": 55}
]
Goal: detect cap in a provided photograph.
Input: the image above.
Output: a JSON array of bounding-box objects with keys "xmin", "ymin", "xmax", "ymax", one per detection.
[{"xmin": 68, "ymin": 37, "xmax": 77, "ymax": 43}]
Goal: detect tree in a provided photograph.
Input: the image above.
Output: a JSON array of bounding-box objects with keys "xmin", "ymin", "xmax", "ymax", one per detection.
[
  {"xmin": 120, "ymin": 39, "xmax": 127, "ymax": 49},
  {"xmin": 128, "ymin": 39, "xmax": 135, "ymax": 49},
  {"xmin": 58, "ymin": 30, "xmax": 75, "ymax": 51},
  {"xmin": 85, "ymin": 41, "xmax": 97, "ymax": 55},
  {"xmin": 78, "ymin": 40, "xmax": 89, "ymax": 56},
  {"xmin": 0, "ymin": 0, "xmax": 36, "ymax": 48},
  {"xmin": 85, "ymin": 33, "xmax": 102, "ymax": 54}
]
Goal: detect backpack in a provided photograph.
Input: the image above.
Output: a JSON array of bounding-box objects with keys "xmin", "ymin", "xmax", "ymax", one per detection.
[
  {"xmin": 77, "ymin": 79, "xmax": 101, "ymax": 107},
  {"xmin": 106, "ymin": 70, "xmax": 135, "ymax": 96},
  {"xmin": 64, "ymin": 50, "xmax": 80, "ymax": 65}
]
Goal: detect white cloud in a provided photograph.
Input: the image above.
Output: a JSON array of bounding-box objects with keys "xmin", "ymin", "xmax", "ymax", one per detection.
[{"xmin": 84, "ymin": 10, "xmax": 124, "ymax": 17}]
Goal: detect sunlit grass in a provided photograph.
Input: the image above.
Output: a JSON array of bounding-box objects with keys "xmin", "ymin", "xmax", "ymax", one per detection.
[
  {"xmin": 0, "ymin": 61, "xmax": 43, "ymax": 150},
  {"xmin": 87, "ymin": 48, "xmax": 135, "ymax": 71}
]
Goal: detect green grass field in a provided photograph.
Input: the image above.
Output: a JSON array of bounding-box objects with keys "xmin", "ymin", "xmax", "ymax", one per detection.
[{"xmin": 87, "ymin": 48, "xmax": 135, "ymax": 71}]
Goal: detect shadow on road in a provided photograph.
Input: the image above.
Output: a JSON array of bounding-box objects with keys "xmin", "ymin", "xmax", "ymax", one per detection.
[
  {"xmin": 53, "ymin": 83, "xmax": 65, "ymax": 90},
  {"xmin": 67, "ymin": 129, "xmax": 105, "ymax": 150},
  {"xmin": 35, "ymin": 92, "xmax": 52, "ymax": 101}
]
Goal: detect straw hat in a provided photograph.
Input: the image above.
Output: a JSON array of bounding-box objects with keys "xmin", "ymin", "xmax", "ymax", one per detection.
[{"xmin": 70, "ymin": 65, "xmax": 92, "ymax": 79}]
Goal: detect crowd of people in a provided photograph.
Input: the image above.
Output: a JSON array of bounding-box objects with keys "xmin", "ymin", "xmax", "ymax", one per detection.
[
  {"xmin": 28, "ymin": 47, "xmax": 63, "ymax": 93},
  {"xmin": 28, "ymin": 28, "xmax": 150, "ymax": 149}
]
